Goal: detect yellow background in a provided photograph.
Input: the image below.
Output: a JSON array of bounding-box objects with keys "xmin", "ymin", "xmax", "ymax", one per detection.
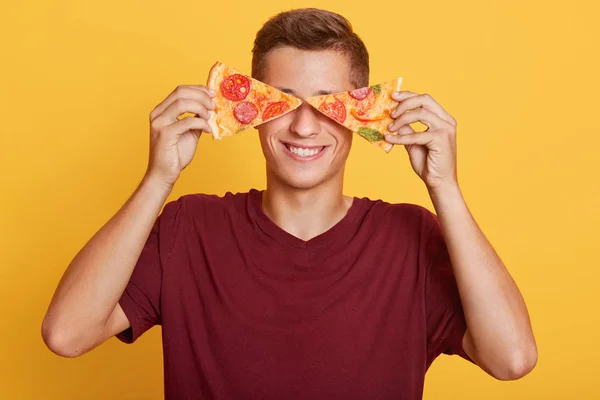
[{"xmin": 1, "ymin": 0, "xmax": 599, "ymax": 398}]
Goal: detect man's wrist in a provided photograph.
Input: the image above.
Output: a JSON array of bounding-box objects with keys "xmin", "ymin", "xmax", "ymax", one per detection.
[
  {"xmin": 140, "ymin": 173, "xmax": 175, "ymax": 201},
  {"xmin": 427, "ymin": 181, "xmax": 465, "ymax": 215}
]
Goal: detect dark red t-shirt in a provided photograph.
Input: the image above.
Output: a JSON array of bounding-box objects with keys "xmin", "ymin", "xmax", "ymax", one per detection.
[{"xmin": 117, "ymin": 189, "xmax": 472, "ymax": 399}]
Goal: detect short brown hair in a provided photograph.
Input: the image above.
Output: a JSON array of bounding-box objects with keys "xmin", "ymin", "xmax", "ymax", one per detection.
[{"xmin": 251, "ymin": 8, "xmax": 369, "ymax": 88}]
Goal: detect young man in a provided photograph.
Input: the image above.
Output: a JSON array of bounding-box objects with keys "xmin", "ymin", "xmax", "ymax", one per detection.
[{"xmin": 42, "ymin": 8, "xmax": 537, "ymax": 399}]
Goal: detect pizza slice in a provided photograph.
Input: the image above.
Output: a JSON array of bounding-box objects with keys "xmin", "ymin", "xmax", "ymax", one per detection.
[
  {"xmin": 206, "ymin": 62, "xmax": 302, "ymax": 139},
  {"xmin": 305, "ymin": 77, "xmax": 403, "ymax": 152}
]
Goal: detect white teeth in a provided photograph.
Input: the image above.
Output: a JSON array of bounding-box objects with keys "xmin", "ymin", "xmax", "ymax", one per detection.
[{"xmin": 288, "ymin": 146, "xmax": 322, "ymax": 157}]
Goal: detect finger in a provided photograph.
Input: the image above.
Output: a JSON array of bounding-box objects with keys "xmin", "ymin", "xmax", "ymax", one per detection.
[
  {"xmin": 397, "ymin": 124, "xmax": 415, "ymax": 134},
  {"xmin": 388, "ymin": 107, "xmax": 452, "ymax": 132},
  {"xmin": 390, "ymin": 90, "xmax": 420, "ymax": 102},
  {"xmin": 386, "ymin": 124, "xmax": 415, "ymax": 137},
  {"xmin": 161, "ymin": 115, "xmax": 212, "ymax": 138},
  {"xmin": 150, "ymin": 85, "xmax": 215, "ymax": 121},
  {"xmin": 391, "ymin": 92, "xmax": 456, "ymax": 127},
  {"xmin": 384, "ymin": 131, "xmax": 437, "ymax": 146},
  {"xmin": 154, "ymin": 99, "xmax": 211, "ymax": 128}
]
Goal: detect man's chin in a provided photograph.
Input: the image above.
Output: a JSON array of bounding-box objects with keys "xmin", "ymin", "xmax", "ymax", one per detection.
[
  {"xmin": 286, "ymin": 177, "xmax": 326, "ymax": 191},
  {"xmin": 270, "ymin": 172, "xmax": 328, "ymax": 191}
]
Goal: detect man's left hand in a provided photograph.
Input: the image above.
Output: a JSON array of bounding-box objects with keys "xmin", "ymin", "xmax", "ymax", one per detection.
[{"xmin": 385, "ymin": 91, "xmax": 458, "ymax": 192}]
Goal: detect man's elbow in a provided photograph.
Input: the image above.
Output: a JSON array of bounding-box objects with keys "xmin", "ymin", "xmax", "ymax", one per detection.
[
  {"xmin": 41, "ymin": 317, "xmax": 87, "ymax": 358},
  {"xmin": 494, "ymin": 345, "xmax": 538, "ymax": 381}
]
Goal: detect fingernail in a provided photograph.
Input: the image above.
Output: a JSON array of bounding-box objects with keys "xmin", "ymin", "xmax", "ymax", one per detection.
[{"xmin": 209, "ymin": 88, "xmax": 216, "ymax": 96}]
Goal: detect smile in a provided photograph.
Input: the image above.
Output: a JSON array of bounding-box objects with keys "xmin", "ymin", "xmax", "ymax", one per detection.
[{"xmin": 282, "ymin": 143, "xmax": 327, "ymax": 160}]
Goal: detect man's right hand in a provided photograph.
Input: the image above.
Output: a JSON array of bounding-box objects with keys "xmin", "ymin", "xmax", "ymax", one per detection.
[{"xmin": 146, "ymin": 85, "xmax": 216, "ymax": 187}]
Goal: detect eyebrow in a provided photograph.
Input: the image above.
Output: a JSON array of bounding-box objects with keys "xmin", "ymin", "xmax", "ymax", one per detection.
[{"xmin": 277, "ymin": 88, "xmax": 340, "ymax": 98}]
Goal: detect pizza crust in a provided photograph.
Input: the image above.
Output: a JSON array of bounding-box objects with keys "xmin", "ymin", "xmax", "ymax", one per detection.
[
  {"xmin": 382, "ymin": 77, "xmax": 403, "ymax": 152},
  {"xmin": 206, "ymin": 62, "xmax": 225, "ymax": 139}
]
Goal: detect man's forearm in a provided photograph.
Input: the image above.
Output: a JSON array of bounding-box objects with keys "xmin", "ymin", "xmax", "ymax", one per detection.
[
  {"xmin": 428, "ymin": 183, "xmax": 537, "ymax": 380},
  {"xmin": 42, "ymin": 176, "xmax": 172, "ymax": 352}
]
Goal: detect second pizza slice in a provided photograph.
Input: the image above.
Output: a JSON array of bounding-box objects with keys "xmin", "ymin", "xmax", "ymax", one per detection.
[
  {"xmin": 306, "ymin": 77, "xmax": 403, "ymax": 152},
  {"xmin": 206, "ymin": 62, "xmax": 302, "ymax": 139}
]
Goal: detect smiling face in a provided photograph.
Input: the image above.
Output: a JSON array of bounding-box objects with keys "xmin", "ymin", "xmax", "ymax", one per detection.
[{"xmin": 257, "ymin": 47, "xmax": 355, "ymax": 191}]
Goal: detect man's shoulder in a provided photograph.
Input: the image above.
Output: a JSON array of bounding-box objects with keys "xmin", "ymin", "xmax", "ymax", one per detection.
[
  {"xmin": 159, "ymin": 189, "xmax": 257, "ymax": 225},
  {"xmin": 359, "ymin": 196, "xmax": 438, "ymax": 226},
  {"xmin": 168, "ymin": 189, "xmax": 255, "ymax": 209}
]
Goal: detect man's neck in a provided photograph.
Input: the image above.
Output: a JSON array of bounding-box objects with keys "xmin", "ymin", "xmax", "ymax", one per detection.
[{"xmin": 262, "ymin": 178, "xmax": 354, "ymax": 242}]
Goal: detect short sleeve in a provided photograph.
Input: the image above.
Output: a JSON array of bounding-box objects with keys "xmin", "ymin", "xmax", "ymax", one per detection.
[
  {"xmin": 116, "ymin": 198, "xmax": 183, "ymax": 344},
  {"xmin": 424, "ymin": 212, "xmax": 473, "ymax": 368}
]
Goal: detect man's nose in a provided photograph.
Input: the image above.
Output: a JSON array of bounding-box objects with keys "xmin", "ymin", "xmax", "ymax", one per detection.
[{"xmin": 289, "ymin": 102, "xmax": 322, "ymax": 137}]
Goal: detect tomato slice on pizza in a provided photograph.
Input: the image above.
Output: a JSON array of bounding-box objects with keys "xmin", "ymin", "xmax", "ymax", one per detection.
[
  {"xmin": 305, "ymin": 77, "xmax": 403, "ymax": 152},
  {"xmin": 206, "ymin": 62, "xmax": 302, "ymax": 139}
]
